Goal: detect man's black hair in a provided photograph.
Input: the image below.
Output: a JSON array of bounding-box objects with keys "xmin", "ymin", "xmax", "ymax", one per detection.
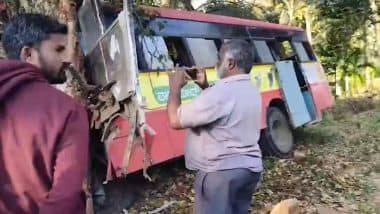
[{"xmin": 2, "ymin": 14, "xmax": 68, "ymax": 59}]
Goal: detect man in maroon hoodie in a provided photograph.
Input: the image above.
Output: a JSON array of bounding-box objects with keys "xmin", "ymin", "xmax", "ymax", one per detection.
[{"xmin": 0, "ymin": 14, "xmax": 89, "ymax": 213}]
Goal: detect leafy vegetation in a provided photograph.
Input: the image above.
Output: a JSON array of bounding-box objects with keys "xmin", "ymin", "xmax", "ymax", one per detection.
[{"xmin": 2, "ymin": 0, "xmax": 380, "ymax": 97}]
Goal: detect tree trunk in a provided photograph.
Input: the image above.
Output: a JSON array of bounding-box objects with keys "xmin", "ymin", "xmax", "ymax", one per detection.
[
  {"xmin": 305, "ymin": 6, "xmax": 313, "ymax": 44},
  {"xmin": 282, "ymin": 0, "xmax": 294, "ymax": 25},
  {"xmin": 161, "ymin": 0, "xmax": 171, "ymax": 7},
  {"xmin": 371, "ymin": 0, "xmax": 380, "ymax": 59},
  {"xmin": 288, "ymin": 0, "xmax": 294, "ymax": 24}
]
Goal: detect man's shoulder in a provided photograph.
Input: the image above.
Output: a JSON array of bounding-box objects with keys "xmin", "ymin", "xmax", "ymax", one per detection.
[
  {"xmin": 18, "ymin": 81, "xmax": 82, "ymax": 111},
  {"xmin": 199, "ymin": 84, "xmax": 223, "ymax": 101}
]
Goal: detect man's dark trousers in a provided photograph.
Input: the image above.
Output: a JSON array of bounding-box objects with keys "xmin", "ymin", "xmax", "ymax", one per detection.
[{"xmin": 195, "ymin": 168, "xmax": 261, "ymax": 214}]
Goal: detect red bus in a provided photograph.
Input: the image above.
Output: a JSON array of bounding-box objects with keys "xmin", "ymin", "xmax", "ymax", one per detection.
[{"xmin": 79, "ymin": 0, "xmax": 334, "ymax": 183}]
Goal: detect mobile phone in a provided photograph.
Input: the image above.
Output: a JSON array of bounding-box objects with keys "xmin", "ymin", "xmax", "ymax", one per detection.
[{"xmin": 185, "ymin": 68, "xmax": 198, "ymax": 80}]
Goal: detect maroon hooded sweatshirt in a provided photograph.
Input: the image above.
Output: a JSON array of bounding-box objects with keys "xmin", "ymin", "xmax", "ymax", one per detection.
[{"xmin": 0, "ymin": 60, "xmax": 89, "ymax": 214}]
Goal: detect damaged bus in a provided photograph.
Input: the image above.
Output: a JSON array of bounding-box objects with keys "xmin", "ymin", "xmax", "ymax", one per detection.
[{"xmin": 78, "ymin": 0, "xmax": 334, "ymax": 201}]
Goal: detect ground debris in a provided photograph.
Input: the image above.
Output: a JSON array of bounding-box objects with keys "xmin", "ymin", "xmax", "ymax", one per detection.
[
  {"xmin": 127, "ymin": 99, "xmax": 380, "ymax": 213},
  {"xmin": 148, "ymin": 201, "xmax": 178, "ymax": 214}
]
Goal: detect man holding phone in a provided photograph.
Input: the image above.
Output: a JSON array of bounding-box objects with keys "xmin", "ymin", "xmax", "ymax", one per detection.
[{"xmin": 167, "ymin": 39, "xmax": 263, "ymax": 214}]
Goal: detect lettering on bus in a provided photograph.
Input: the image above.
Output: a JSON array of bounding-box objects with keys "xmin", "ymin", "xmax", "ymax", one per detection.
[{"xmin": 153, "ymin": 84, "xmax": 202, "ymax": 104}]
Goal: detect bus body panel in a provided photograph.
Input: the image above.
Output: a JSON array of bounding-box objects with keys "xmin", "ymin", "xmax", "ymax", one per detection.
[
  {"xmin": 79, "ymin": 4, "xmax": 334, "ymax": 179},
  {"xmin": 301, "ymin": 62, "xmax": 335, "ymax": 120},
  {"xmin": 119, "ymin": 63, "xmax": 333, "ymax": 177},
  {"xmin": 309, "ymin": 83, "xmax": 335, "ymax": 120},
  {"xmin": 108, "ymin": 88, "xmax": 284, "ymax": 175},
  {"xmin": 106, "ymin": 64, "xmax": 294, "ymax": 177}
]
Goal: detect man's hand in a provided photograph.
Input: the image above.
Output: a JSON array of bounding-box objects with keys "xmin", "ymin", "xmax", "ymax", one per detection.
[
  {"xmin": 168, "ymin": 67, "xmax": 189, "ymax": 91},
  {"xmin": 167, "ymin": 67, "xmax": 189, "ymax": 130},
  {"xmin": 194, "ymin": 68, "xmax": 209, "ymax": 90}
]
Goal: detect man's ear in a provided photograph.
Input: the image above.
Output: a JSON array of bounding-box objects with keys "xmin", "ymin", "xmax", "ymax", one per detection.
[
  {"xmin": 20, "ymin": 46, "xmax": 33, "ymax": 62},
  {"xmin": 227, "ymin": 58, "xmax": 236, "ymax": 71}
]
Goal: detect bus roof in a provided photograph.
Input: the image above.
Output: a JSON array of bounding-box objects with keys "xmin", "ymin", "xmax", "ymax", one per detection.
[{"xmin": 140, "ymin": 6, "xmax": 304, "ymax": 32}]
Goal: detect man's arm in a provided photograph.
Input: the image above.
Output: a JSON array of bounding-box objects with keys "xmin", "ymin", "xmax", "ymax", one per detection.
[
  {"xmin": 168, "ymin": 87, "xmax": 183, "ymax": 130},
  {"xmin": 167, "ymin": 68, "xmax": 210, "ymax": 129},
  {"xmin": 39, "ymin": 106, "xmax": 89, "ymax": 214},
  {"xmin": 168, "ymin": 69, "xmax": 187, "ymax": 130}
]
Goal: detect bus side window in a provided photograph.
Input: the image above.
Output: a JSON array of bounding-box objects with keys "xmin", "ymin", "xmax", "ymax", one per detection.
[
  {"xmin": 184, "ymin": 38, "xmax": 218, "ymax": 68},
  {"xmin": 252, "ymin": 40, "xmax": 275, "ymax": 64},
  {"xmin": 78, "ymin": 0, "xmax": 104, "ymax": 55},
  {"xmin": 138, "ymin": 35, "xmax": 174, "ymax": 71},
  {"xmin": 266, "ymin": 40, "xmax": 282, "ymax": 61},
  {"xmin": 164, "ymin": 37, "xmax": 193, "ymax": 67},
  {"xmin": 292, "ymin": 42, "xmax": 311, "ymax": 62},
  {"xmin": 279, "ymin": 40, "xmax": 296, "ymax": 60}
]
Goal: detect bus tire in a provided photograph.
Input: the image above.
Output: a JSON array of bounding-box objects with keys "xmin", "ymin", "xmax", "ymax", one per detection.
[{"xmin": 260, "ymin": 106, "xmax": 294, "ymax": 158}]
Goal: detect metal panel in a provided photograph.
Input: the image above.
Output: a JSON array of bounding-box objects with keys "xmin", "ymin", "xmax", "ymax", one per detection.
[
  {"xmin": 183, "ymin": 38, "xmax": 218, "ymax": 68},
  {"xmin": 276, "ymin": 61, "xmax": 311, "ymax": 127},
  {"xmin": 78, "ymin": 0, "xmax": 105, "ymax": 54},
  {"xmin": 147, "ymin": 18, "xmax": 250, "ymax": 39},
  {"xmin": 100, "ymin": 21, "xmax": 126, "ymax": 84},
  {"xmin": 301, "ymin": 62, "xmax": 334, "ymax": 120},
  {"xmin": 300, "ymin": 62, "xmax": 324, "ymax": 84},
  {"xmin": 94, "ymin": 10, "xmax": 139, "ymax": 101},
  {"xmin": 144, "ymin": 18, "xmax": 305, "ymax": 41},
  {"xmin": 302, "ymin": 91, "xmax": 316, "ymax": 120},
  {"xmin": 86, "ymin": 43, "xmax": 107, "ymax": 85}
]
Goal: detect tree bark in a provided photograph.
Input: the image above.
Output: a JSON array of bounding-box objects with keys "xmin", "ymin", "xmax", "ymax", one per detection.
[
  {"xmin": 305, "ymin": 6, "xmax": 313, "ymax": 44},
  {"xmin": 161, "ymin": 0, "xmax": 171, "ymax": 7}
]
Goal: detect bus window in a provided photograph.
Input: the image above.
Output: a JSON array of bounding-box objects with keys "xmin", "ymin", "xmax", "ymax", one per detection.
[
  {"xmin": 266, "ymin": 40, "xmax": 282, "ymax": 61},
  {"xmin": 292, "ymin": 42, "xmax": 311, "ymax": 62},
  {"xmin": 279, "ymin": 40, "xmax": 295, "ymax": 60},
  {"xmin": 78, "ymin": 0, "xmax": 105, "ymax": 54},
  {"xmin": 138, "ymin": 36, "xmax": 174, "ymax": 70},
  {"xmin": 183, "ymin": 38, "xmax": 218, "ymax": 68},
  {"xmin": 253, "ymin": 40, "xmax": 275, "ymax": 64},
  {"xmin": 164, "ymin": 37, "xmax": 193, "ymax": 67}
]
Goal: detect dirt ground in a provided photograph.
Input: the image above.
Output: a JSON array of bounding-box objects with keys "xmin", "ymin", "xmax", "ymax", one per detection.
[{"xmin": 98, "ymin": 97, "xmax": 380, "ymax": 214}]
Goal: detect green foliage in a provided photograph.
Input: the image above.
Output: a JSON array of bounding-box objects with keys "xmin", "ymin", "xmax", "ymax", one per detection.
[
  {"xmin": 312, "ymin": 0, "xmax": 374, "ymax": 66},
  {"xmin": 374, "ymin": 66, "xmax": 380, "ymax": 78},
  {"xmin": 200, "ymin": 0, "xmax": 258, "ymax": 19}
]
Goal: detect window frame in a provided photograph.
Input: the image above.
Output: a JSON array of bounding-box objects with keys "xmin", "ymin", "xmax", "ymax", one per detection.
[
  {"xmin": 137, "ymin": 35, "xmax": 175, "ymax": 71},
  {"xmin": 301, "ymin": 42, "xmax": 317, "ymax": 61},
  {"xmin": 251, "ymin": 40, "xmax": 276, "ymax": 65},
  {"xmin": 183, "ymin": 37, "xmax": 219, "ymax": 69}
]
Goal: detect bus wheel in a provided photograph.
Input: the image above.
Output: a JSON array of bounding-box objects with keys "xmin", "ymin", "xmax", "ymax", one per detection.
[{"xmin": 260, "ymin": 106, "xmax": 294, "ymax": 158}]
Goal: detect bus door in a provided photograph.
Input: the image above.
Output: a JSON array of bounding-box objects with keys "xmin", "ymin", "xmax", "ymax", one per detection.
[
  {"xmin": 275, "ymin": 61, "xmax": 312, "ymax": 127},
  {"xmin": 282, "ymin": 40, "xmax": 319, "ymax": 122},
  {"xmin": 291, "ymin": 41, "xmax": 334, "ymax": 121},
  {"xmin": 272, "ymin": 40, "xmax": 312, "ymax": 127}
]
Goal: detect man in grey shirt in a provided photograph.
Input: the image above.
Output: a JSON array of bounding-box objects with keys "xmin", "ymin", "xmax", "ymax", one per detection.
[{"xmin": 167, "ymin": 40, "xmax": 262, "ymax": 214}]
